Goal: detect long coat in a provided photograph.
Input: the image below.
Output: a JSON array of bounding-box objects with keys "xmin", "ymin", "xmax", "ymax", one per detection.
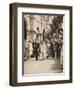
[{"xmin": 33, "ymin": 42, "xmax": 40, "ymax": 56}]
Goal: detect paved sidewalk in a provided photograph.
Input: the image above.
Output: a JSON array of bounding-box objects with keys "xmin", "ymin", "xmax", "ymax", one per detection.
[{"xmin": 24, "ymin": 59, "xmax": 63, "ymax": 75}]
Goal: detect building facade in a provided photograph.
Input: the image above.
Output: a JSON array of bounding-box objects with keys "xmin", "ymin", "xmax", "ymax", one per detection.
[{"xmin": 24, "ymin": 15, "xmax": 54, "ymax": 43}]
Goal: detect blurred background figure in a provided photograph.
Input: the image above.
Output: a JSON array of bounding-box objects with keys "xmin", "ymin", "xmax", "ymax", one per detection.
[
  {"xmin": 41, "ymin": 41, "xmax": 47, "ymax": 60},
  {"xmin": 50, "ymin": 38, "xmax": 54, "ymax": 59},
  {"xmin": 46, "ymin": 40, "xmax": 51, "ymax": 59},
  {"xmin": 28, "ymin": 41, "xmax": 33, "ymax": 60},
  {"xmin": 24, "ymin": 40, "xmax": 29, "ymax": 61},
  {"xmin": 60, "ymin": 45, "xmax": 63, "ymax": 65}
]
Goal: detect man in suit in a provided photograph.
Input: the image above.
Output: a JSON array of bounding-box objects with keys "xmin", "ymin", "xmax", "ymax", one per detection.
[{"xmin": 33, "ymin": 39, "xmax": 40, "ymax": 60}]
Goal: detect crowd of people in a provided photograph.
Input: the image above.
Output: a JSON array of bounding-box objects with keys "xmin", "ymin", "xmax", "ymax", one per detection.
[{"xmin": 24, "ymin": 35, "xmax": 63, "ymax": 63}]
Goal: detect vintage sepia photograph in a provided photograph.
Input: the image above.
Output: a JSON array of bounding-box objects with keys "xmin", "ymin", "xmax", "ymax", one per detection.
[{"xmin": 23, "ymin": 14, "xmax": 64, "ymax": 75}]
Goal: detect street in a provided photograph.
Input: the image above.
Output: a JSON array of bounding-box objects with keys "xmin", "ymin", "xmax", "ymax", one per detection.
[{"xmin": 24, "ymin": 58, "xmax": 63, "ymax": 74}]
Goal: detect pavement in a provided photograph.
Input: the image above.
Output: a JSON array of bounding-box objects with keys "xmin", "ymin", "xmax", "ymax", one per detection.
[{"xmin": 24, "ymin": 58, "xmax": 63, "ymax": 75}]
